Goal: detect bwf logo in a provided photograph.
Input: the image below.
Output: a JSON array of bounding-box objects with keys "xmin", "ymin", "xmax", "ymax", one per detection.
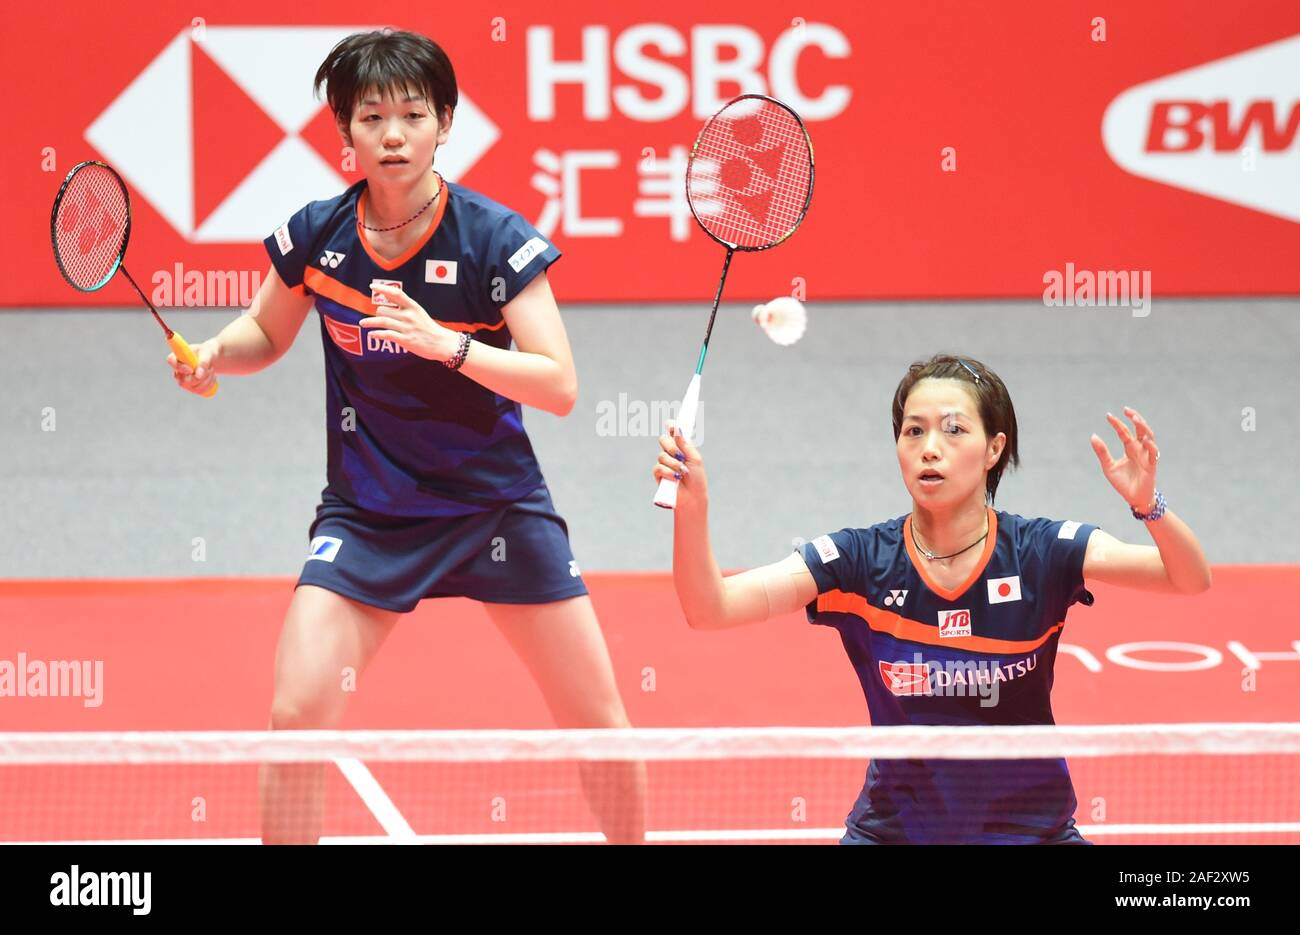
[{"xmin": 1102, "ymin": 34, "xmax": 1300, "ymax": 224}]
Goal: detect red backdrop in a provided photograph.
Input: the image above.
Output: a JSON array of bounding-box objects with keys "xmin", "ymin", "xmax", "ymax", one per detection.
[{"xmin": 6, "ymin": 0, "xmax": 1299, "ymax": 306}]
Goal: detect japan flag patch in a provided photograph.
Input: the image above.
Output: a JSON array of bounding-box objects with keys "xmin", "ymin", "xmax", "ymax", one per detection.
[
  {"xmin": 426, "ymin": 260, "xmax": 458, "ymax": 284},
  {"xmin": 987, "ymin": 575, "xmax": 1022, "ymax": 604}
]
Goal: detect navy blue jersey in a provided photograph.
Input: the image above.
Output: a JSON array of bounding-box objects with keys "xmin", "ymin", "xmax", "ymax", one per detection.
[
  {"xmin": 263, "ymin": 175, "xmax": 561, "ymax": 517},
  {"xmin": 798, "ymin": 507, "xmax": 1099, "ymax": 843}
]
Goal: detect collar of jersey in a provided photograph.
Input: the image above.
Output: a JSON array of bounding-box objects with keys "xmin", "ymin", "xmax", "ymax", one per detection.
[
  {"xmin": 356, "ymin": 174, "xmax": 449, "ymax": 271},
  {"xmin": 903, "ymin": 506, "xmax": 998, "ymax": 602}
]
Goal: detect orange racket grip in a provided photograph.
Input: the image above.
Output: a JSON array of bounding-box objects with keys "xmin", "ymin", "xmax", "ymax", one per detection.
[{"xmin": 169, "ymin": 331, "xmax": 219, "ymax": 398}]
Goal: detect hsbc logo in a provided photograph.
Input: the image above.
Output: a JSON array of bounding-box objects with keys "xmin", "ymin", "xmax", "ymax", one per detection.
[
  {"xmin": 85, "ymin": 26, "xmax": 500, "ymax": 243},
  {"xmin": 1102, "ymin": 34, "xmax": 1300, "ymax": 224}
]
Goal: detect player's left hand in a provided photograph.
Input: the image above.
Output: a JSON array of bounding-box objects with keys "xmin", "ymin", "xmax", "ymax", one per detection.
[
  {"xmin": 1090, "ymin": 406, "xmax": 1159, "ymax": 512},
  {"xmin": 360, "ymin": 283, "xmax": 462, "ymax": 363}
]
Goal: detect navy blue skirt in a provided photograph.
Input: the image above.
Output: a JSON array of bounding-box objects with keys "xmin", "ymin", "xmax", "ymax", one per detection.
[{"xmin": 296, "ymin": 483, "xmax": 589, "ymax": 613}]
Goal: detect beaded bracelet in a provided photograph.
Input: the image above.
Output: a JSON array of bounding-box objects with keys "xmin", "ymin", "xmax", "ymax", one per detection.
[
  {"xmin": 444, "ymin": 332, "xmax": 472, "ymax": 370},
  {"xmin": 1131, "ymin": 488, "xmax": 1167, "ymax": 522}
]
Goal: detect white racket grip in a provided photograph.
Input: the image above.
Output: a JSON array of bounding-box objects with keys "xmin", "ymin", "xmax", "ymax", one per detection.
[{"xmin": 653, "ymin": 373, "xmax": 702, "ymax": 510}]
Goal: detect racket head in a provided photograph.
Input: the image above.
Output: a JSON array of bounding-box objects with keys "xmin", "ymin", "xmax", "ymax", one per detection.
[
  {"xmin": 50, "ymin": 160, "xmax": 132, "ymax": 292},
  {"xmin": 686, "ymin": 94, "xmax": 814, "ymax": 252}
]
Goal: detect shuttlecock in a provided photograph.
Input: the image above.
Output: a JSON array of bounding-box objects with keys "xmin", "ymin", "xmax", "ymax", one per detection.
[{"xmin": 752, "ymin": 296, "xmax": 807, "ymax": 346}]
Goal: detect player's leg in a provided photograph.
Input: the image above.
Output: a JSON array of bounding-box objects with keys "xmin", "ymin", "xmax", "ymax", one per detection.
[
  {"xmin": 258, "ymin": 584, "xmax": 402, "ymax": 844},
  {"xmin": 482, "ymin": 595, "xmax": 647, "ymax": 844}
]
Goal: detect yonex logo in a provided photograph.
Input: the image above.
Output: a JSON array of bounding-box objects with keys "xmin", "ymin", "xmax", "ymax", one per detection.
[
  {"xmin": 320, "ymin": 251, "xmax": 345, "ymax": 268},
  {"xmin": 883, "ymin": 589, "xmax": 908, "ymax": 607},
  {"xmin": 569, "ymin": 560, "xmax": 581, "ymax": 577}
]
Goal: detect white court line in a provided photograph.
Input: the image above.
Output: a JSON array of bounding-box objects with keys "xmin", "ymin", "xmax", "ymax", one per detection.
[
  {"xmin": 6, "ymin": 821, "xmax": 1300, "ymax": 845},
  {"xmin": 332, "ymin": 757, "xmax": 418, "ymax": 843}
]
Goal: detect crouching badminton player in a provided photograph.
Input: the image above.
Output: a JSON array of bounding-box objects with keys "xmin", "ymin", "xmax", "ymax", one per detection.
[
  {"xmin": 652, "ymin": 354, "xmax": 1211, "ymax": 844},
  {"xmin": 168, "ymin": 28, "xmax": 645, "ymax": 843}
]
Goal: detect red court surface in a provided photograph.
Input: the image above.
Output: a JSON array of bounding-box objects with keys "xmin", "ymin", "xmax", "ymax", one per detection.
[{"xmin": 1, "ymin": 566, "xmax": 1296, "ymax": 844}]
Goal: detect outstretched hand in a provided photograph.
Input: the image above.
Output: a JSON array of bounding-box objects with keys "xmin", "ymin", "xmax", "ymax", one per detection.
[{"xmin": 1090, "ymin": 406, "xmax": 1159, "ymax": 512}]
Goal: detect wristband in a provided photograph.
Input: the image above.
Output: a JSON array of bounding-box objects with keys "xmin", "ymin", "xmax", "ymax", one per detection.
[
  {"xmin": 1131, "ymin": 489, "xmax": 1167, "ymax": 522},
  {"xmin": 445, "ymin": 332, "xmax": 472, "ymax": 370}
]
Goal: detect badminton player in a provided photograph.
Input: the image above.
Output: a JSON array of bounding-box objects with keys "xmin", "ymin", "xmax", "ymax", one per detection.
[
  {"xmin": 653, "ymin": 354, "xmax": 1212, "ymax": 844},
  {"xmin": 168, "ymin": 28, "xmax": 645, "ymax": 844}
]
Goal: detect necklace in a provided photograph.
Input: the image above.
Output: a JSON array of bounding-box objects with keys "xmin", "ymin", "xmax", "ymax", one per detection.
[
  {"xmin": 360, "ymin": 177, "xmax": 441, "ymax": 232},
  {"xmin": 911, "ymin": 515, "xmax": 989, "ymax": 562}
]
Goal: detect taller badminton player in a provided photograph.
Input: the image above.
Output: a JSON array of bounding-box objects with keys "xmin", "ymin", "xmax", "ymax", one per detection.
[
  {"xmin": 169, "ymin": 29, "xmax": 645, "ymax": 843},
  {"xmin": 652, "ymin": 354, "xmax": 1212, "ymax": 844}
]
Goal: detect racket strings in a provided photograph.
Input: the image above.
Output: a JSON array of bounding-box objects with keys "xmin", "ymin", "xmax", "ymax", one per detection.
[
  {"xmin": 687, "ymin": 100, "xmax": 813, "ymax": 249},
  {"xmin": 53, "ymin": 165, "xmax": 129, "ymax": 290}
]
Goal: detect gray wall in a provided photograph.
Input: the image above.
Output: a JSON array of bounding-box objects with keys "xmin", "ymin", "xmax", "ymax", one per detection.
[{"xmin": 1, "ymin": 299, "xmax": 1296, "ymax": 577}]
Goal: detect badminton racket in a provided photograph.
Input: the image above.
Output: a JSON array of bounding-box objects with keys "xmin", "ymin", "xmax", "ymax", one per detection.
[
  {"xmin": 654, "ymin": 94, "xmax": 813, "ymax": 509},
  {"xmin": 50, "ymin": 160, "xmax": 218, "ymax": 397}
]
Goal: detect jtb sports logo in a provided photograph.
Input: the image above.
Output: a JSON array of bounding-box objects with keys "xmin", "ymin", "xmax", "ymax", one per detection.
[
  {"xmin": 938, "ymin": 608, "xmax": 972, "ymax": 639},
  {"xmin": 1102, "ymin": 34, "xmax": 1300, "ymax": 224}
]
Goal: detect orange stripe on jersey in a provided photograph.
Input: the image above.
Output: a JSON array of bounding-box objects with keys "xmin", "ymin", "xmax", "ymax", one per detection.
[
  {"xmin": 356, "ymin": 174, "xmax": 449, "ymax": 271},
  {"xmin": 303, "ymin": 267, "xmax": 508, "ymax": 333},
  {"xmin": 304, "ymin": 267, "xmax": 379, "ymax": 317},
  {"xmin": 814, "ymin": 589, "xmax": 1064, "ymax": 655}
]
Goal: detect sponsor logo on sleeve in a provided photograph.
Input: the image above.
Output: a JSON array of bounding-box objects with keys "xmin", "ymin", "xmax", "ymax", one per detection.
[
  {"xmin": 811, "ymin": 535, "xmax": 840, "ymax": 563},
  {"xmin": 274, "ymin": 223, "xmax": 293, "ymax": 255},
  {"xmin": 507, "ymin": 237, "xmax": 547, "ymax": 272},
  {"xmin": 1058, "ymin": 520, "xmax": 1082, "ymax": 540}
]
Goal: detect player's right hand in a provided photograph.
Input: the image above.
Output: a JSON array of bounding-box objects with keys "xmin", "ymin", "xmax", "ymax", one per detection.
[
  {"xmin": 168, "ymin": 340, "xmax": 219, "ymax": 396},
  {"xmin": 654, "ymin": 420, "xmax": 708, "ymax": 503}
]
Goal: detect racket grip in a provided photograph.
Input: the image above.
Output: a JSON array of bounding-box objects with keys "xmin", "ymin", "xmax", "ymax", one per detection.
[
  {"xmin": 653, "ymin": 373, "xmax": 701, "ymax": 510},
  {"xmin": 169, "ymin": 331, "xmax": 219, "ymax": 398}
]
